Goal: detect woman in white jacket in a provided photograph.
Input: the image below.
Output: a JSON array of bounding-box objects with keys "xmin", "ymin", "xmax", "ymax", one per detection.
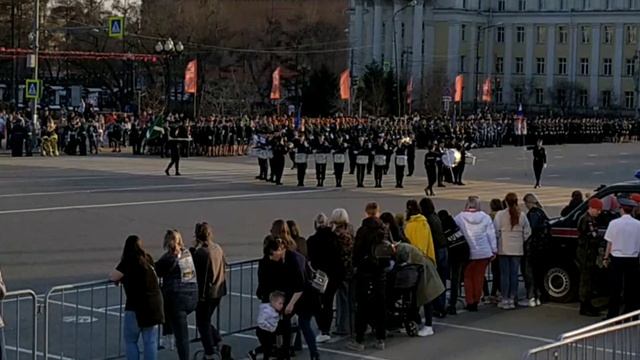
[
  {"xmin": 454, "ymin": 196, "xmax": 497, "ymax": 312},
  {"xmin": 494, "ymin": 193, "xmax": 532, "ymax": 309}
]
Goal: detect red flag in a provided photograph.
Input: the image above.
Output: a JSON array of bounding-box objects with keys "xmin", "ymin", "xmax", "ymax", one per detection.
[
  {"xmin": 406, "ymin": 76, "xmax": 414, "ymax": 105},
  {"xmin": 184, "ymin": 60, "xmax": 197, "ymax": 94},
  {"xmin": 270, "ymin": 67, "xmax": 281, "ymax": 100},
  {"xmin": 482, "ymin": 78, "xmax": 492, "ymax": 102},
  {"xmin": 454, "ymin": 74, "xmax": 464, "ymax": 103},
  {"xmin": 340, "ymin": 70, "xmax": 351, "ymax": 100}
]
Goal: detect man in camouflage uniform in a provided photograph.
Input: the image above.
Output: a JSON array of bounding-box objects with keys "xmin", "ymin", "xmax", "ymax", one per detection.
[{"xmin": 577, "ymin": 198, "xmax": 604, "ymax": 317}]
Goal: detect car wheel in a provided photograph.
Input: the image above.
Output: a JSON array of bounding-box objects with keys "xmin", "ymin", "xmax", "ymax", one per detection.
[{"xmin": 544, "ymin": 266, "xmax": 577, "ymax": 303}]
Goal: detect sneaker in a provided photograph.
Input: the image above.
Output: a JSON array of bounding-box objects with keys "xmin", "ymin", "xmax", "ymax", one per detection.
[
  {"xmin": 535, "ymin": 298, "xmax": 542, "ymax": 306},
  {"xmin": 345, "ymin": 340, "xmax": 365, "ymax": 352},
  {"xmin": 517, "ymin": 298, "xmax": 533, "ymax": 307},
  {"xmin": 497, "ymin": 300, "xmax": 509, "ymax": 309},
  {"xmin": 418, "ymin": 326, "xmax": 434, "ymax": 337},
  {"xmin": 316, "ymin": 334, "xmax": 331, "ymax": 343},
  {"xmin": 507, "ymin": 300, "xmax": 516, "ymax": 310},
  {"xmin": 374, "ymin": 340, "xmax": 386, "ymax": 350},
  {"xmin": 529, "ymin": 298, "xmax": 537, "ymax": 307}
]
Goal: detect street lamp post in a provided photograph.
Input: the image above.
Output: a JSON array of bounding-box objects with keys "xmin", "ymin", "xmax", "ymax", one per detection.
[
  {"xmin": 392, "ymin": 0, "xmax": 417, "ymax": 117},
  {"xmin": 155, "ymin": 38, "xmax": 184, "ymax": 112},
  {"xmin": 29, "ymin": 0, "xmax": 40, "ymax": 156},
  {"xmin": 474, "ymin": 23, "xmax": 502, "ymax": 112}
]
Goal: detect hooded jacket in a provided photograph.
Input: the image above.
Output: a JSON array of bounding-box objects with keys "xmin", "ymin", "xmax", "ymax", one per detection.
[
  {"xmin": 353, "ymin": 216, "xmax": 388, "ymax": 274},
  {"xmin": 454, "ymin": 210, "xmax": 497, "ymax": 260},
  {"xmin": 404, "ymin": 214, "xmax": 435, "ymax": 262}
]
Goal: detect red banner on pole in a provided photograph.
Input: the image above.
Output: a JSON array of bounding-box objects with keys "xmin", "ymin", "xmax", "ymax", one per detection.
[
  {"xmin": 482, "ymin": 77, "xmax": 492, "ymax": 102},
  {"xmin": 454, "ymin": 74, "xmax": 464, "ymax": 103},
  {"xmin": 340, "ymin": 69, "xmax": 351, "ymax": 100},
  {"xmin": 270, "ymin": 67, "xmax": 281, "ymax": 100},
  {"xmin": 184, "ymin": 60, "xmax": 197, "ymax": 94}
]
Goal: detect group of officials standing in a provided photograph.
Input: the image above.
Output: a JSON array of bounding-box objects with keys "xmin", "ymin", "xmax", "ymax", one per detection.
[{"xmin": 253, "ymin": 128, "xmax": 470, "ymax": 192}]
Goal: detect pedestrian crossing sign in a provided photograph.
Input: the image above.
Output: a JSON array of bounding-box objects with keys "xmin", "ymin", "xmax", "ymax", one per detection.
[
  {"xmin": 25, "ymin": 79, "xmax": 40, "ymax": 100},
  {"xmin": 108, "ymin": 16, "xmax": 124, "ymax": 39}
]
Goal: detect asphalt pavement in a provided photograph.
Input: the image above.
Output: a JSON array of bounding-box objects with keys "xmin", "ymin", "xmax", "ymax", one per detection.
[{"xmin": 0, "ymin": 142, "xmax": 638, "ymax": 360}]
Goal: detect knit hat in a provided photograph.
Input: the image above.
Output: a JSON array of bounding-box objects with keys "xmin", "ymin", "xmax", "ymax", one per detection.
[{"xmin": 588, "ymin": 198, "xmax": 604, "ymax": 210}]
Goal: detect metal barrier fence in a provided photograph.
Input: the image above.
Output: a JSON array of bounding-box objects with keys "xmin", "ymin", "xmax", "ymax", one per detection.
[
  {"xmin": 525, "ymin": 312, "xmax": 640, "ymax": 360},
  {"xmin": 41, "ymin": 258, "xmax": 261, "ymax": 360},
  {"xmin": 1, "ymin": 290, "xmax": 38, "ymax": 360}
]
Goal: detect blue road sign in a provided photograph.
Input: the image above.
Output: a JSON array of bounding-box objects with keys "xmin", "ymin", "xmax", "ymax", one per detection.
[
  {"xmin": 109, "ymin": 16, "xmax": 124, "ymax": 39},
  {"xmin": 25, "ymin": 79, "xmax": 40, "ymax": 100}
]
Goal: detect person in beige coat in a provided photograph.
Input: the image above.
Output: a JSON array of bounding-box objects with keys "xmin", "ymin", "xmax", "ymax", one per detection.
[{"xmin": 494, "ymin": 193, "xmax": 531, "ymax": 310}]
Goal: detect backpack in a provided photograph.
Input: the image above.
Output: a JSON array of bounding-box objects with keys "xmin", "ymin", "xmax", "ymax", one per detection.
[{"xmin": 444, "ymin": 225, "xmax": 470, "ymax": 262}]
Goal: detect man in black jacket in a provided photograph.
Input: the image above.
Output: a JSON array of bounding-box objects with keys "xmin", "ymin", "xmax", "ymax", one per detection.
[{"xmin": 347, "ymin": 202, "xmax": 388, "ymax": 352}]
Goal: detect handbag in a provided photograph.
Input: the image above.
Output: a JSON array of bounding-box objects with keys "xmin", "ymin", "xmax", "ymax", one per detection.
[{"xmin": 307, "ymin": 263, "xmax": 329, "ymax": 294}]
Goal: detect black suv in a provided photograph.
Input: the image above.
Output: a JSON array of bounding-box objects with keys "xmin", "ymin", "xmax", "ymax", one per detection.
[{"xmin": 542, "ymin": 180, "xmax": 640, "ymax": 302}]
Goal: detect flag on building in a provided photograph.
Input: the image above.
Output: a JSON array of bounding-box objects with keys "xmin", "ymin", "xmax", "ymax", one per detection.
[
  {"xmin": 481, "ymin": 78, "xmax": 492, "ymax": 102},
  {"xmin": 454, "ymin": 74, "xmax": 464, "ymax": 102},
  {"xmin": 184, "ymin": 60, "xmax": 197, "ymax": 94},
  {"xmin": 340, "ymin": 70, "xmax": 351, "ymax": 100},
  {"xmin": 406, "ymin": 76, "xmax": 414, "ymax": 105},
  {"xmin": 270, "ymin": 67, "xmax": 281, "ymax": 100}
]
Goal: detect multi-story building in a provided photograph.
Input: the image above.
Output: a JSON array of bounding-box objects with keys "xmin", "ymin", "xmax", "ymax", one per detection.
[{"xmin": 349, "ymin": 0, "xmax": 640, "ymax": 113}]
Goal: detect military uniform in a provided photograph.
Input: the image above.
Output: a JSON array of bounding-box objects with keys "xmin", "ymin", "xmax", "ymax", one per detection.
[
  {"xmin": 332, "ymin": 137, "xmax": 349, "ymax": 187},
  {"xmin": 313, "ymin": 136, "xmax": 331, "ymax": 187}
]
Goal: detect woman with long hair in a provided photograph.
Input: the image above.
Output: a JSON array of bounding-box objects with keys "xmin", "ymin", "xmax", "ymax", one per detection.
[
  {"xmin": 190, "ymin": 223, "xmax": 227, "ymax": 360},
  {"xmin": 420, "ymin": 198, "xmax": 448, "ymax": 317},
  {"xmin": 270, "ymin": 219, "xmax": 297, "ymax": 252},
  {"xmin": 330, "ymin": 208, "xmax": 355, "ymax": 336},
  {"xmin": 494, "ymin": 193, "xmax": 531, "ymax": 309},
  {"xmin": 380, "ymin": 212, "xmax": 405, "ymax": 244},
  {"xmin": 155, "ymin": 230, "xmax": 198, "ymax": 360},
  {"xmin": 287, "ymin": 220, "xmax": 307, "ymax": 258},
  {"xmin": 110, "ymin": 235, "xmax": 164, "ymax": 360}
]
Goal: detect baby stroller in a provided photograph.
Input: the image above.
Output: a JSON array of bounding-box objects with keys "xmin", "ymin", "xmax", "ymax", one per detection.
[{"xmin": 386, "ymin": 262, "xmax": 423, "ymax": 337}]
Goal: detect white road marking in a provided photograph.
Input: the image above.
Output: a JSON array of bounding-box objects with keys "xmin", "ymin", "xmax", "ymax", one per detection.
[
  {"xmin": 433, "ymin": 321, "xmax": 555, "ymax": 343},
  {"xmin": 592, "ymin": 171, "xmax": 605, "ymax": 175},
  {"xmin": 547, "ymin": 174, "xmax": 561, "ymax": 177},
  {"xmin": 587, "ymin": 154, "xmax": 598, "ymax": 157},
  {"xmin": 0, "ymin": 188, "xmax": 335, "ymax": 215},
  {"xmin": 494, "ymin": 177, "xmax": 512, "ymax": 180},
  {"xmin": 0, "ymin": 182, "xmax": 226, "ymax": 198}
]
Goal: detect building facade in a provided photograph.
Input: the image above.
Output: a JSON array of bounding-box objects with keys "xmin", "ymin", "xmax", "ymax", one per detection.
[{"xmin": 349, "ymin": 0, "xmax": 640, "ymax": 112}]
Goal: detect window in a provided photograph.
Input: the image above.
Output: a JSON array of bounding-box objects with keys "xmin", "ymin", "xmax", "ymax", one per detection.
[
  {"xmin": 558, "ymin": 57, "xmax": 568, "ymax": 75},
  {"xmin": 495, "ymin": 57, "xmax": 504, "ymax": 74},
  {"xmin": 535, "ymin": 88, "xmax": 544, "ymax": 104},
  {"xmin": 515, "ymin": 57, "xmax": 524, "ymax": 74},
  {"xmin": 603, "ymin": 25, "xmax": 613, "ymax": 44},
  {"xmin": 516, "ymin": 26, "xmax": 525, "ymax": 42},
  {"xmin": 461, "ymin": 24, "xmax": 467, "ymax": 41},
  {"xmin": 603, "ymin": 58, "xmax": 612, "ymax": 76},
  {"xmin": 519, "ymin": 0, "xmax": 527, "ymax": 11},
  {"xmin": 626, "ymin": 25, "xmax": 637, "ymax": 44},
  {"xmin": 582, "ymin": 0, "xmax": 590, "ymax": 9},
  {"xmin": 605, "ymin": 0, "xmax": 611, "ymax": 9},
  {"xmin": 463, "ymin": 0, "xmax": 468, "ymax": 8},
  {"xmin": 536, "ymin": 26, "xmax": 546, "ymax": 44},
  {"xmin": 558, "ymin": 26, "xmax": 568, "ymax": 44},
  {"xmin": 557, "ymin": 89, "xmax": 567, "ymax": 105},
  {"xmin": 625, "ymin": 91, "xmax": 635, "ymax": 109},
  {"xmin": 560, "ymin": 0, "xmax": 567, "ymax": 9},
  {"xmin": 497, "ymin": 26, "xmax": 505, "ymax": 42},
  {"xmin": 460, "ymin": 55, "xmax": 466, "ymax": 72},
  {"xmin": 495, "ymin": 86, "xmax": 503, "ymax": 104},
  {"xmin": 601, "ymin": 90, "xmax": 612, "ymax": 108},
  {"xmin": 498, "ymin": 0, "xmax": 506, "ymax": 11},
  {"xmin": 581, "ymin": 25, "xmax": 590, "ymax": 44},
  {"xmin": 514, "ymin": 88, "xmax": 524, "ymax": 104},
  {"xmin": 580, "ymin": 58, "xmax": 590, "ymax": 75},
  {"xmin": 626, "ymin": 58, "xmax": 636, "ymax": 76},
  {"xmin": 536, "ymin": 57, "xmax": 546, "ymax": 74},
  {"xmin": 579, "ymin": 90, "xmax": 588, "ymax": 107}
]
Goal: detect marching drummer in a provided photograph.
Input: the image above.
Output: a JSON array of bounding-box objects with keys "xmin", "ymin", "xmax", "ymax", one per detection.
[
  {"xmin": 372, "ymin": 134, "xmax": 389, "ymax": 188},
  {"xmin": 294, "ymin": 133, "xmax": 312, "ymax": 187},
  {"xmin": 394, "ymin": 137, "xmax": 409, "ymax": 188},
  {"xmin": 332, "ymin": 135, "xmax": 349, "ymax": 188},
  {"xmin": 353, "ymin": 136, "xmax": 370, "ymax": 188},
  {"xmin": 313, "ymin": 133, "xmax": 332, "ymax": 187}
]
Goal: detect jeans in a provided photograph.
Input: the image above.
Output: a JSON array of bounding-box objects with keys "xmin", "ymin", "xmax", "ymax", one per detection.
[
  {"xmin": 499, "ymin": 256, "xmax": 521, "ymax": 300},
  {"xmin": 123, "ymin": 311, "xmax": 158, "ymax": 360},
  {"xmin": 411, "ymin": 302, "xmax": 433, "ymax": 327},
  {"xmin": 434, "ymin": 247, "xmax": 449, "ymax": 313},
  {"xmin": 298, "ymin": 313, "xmax": 319, "ymax": 358},
  {"xmin": 165, "ymin": 289, "xmax": 198, "ymax": 360},
  {"xmin": 448, "ymin": 260, "xmax": 466, "ymax": 309},
  {"xmin": 334, "ymin": 280, "xmax": 354, "ymax": 335},
  {"xmin": 196, "ymin": 298, "xmax": 222, "ymax": 356},
  {"xmin": 522, "ymin": 251, "xmax": 543, "ymax": 300}
]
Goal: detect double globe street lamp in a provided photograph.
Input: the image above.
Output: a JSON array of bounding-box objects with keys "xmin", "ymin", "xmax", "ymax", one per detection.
[{"xmin": 155, "ymin": 38, "xmax": 184, "ymax": 111}]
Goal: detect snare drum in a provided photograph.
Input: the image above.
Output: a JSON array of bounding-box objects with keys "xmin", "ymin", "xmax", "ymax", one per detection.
[{"xmin": 374, "ymin": 155, "xmax": 387, "ymax": 166}]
